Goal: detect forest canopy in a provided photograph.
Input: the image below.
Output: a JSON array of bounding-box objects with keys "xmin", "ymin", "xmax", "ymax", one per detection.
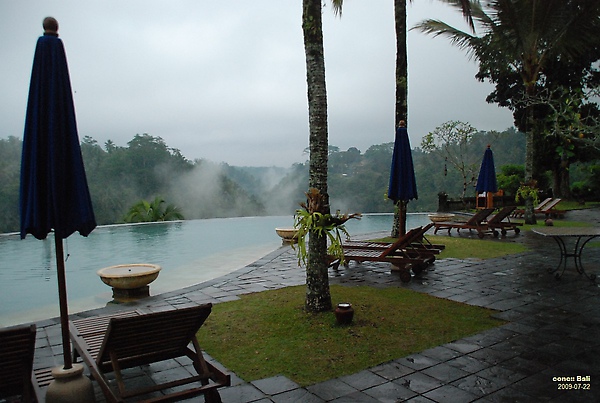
[{"xmin": 1, "ymin": 125, "xmax": 597, "ymax": 234}]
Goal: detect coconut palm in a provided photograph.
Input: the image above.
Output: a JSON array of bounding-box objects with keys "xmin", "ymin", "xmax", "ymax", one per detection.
[
  {"xmin": 395, "ymin": 0, "xmax": 472, "ymax": 125},
  {"xmin": 413, "ymin": 0, "xmax": 600, "ymax": 223},
  {"xmin": 300, "ymin": 0, "xmax": 471, "ymax": 308},
  {"xmin": 300, "ymin": 0, "xmax": 345, "ymax": 313},
  {"xmin": 391, "ymin": 0, "xmax": 472, "ymax": 237},
  {"xmin": 300, "ymin": 1, "xmax": 472, "ymax": 306}
]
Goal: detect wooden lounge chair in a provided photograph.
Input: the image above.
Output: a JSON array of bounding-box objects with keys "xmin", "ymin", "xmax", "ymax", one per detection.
[
  {"xmin": 342, "ymin": 226, "xmax": 436, "ymax": 282},
  {"xmin": 433, "ymin": 208, "xmax": 495, "ymax": 238},
  {"xmin": 484, "ymin": 206, "xmax": 522, "ymax": 237},
  {"xmin": 512, "ymin": 198, "xmax": 565, "ymax": 218},
  {"xmin": 343, "ymin": 223, "xmax": 445, "ymax": 254},
  {"xmin": 70, "ymin": 304, "xmax": 230, "ymax": 403},
  {"xmin": 511, "ymin": 198, "xmax": 550, "ymax": 218},
  {"xmin": 0, "ymin": 323, "xmax": 50, "ymax": 403},
  {"xmin": 537, "ymin": 198, "xmax": 566, "ymax": 218}
]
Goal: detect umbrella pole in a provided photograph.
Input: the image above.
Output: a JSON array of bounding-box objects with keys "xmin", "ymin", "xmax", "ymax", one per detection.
[{"xmin": 55, "ymin": 234, "xmax": 73, "ymax": 370}]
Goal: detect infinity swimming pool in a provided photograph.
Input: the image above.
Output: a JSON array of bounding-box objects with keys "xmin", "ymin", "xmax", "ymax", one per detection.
[{"xmin": 0, "ymin": 214, "xmax": 431, "ymax": 326}]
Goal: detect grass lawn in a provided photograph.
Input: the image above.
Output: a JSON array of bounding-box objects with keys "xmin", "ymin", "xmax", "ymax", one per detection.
[
  {"xmin": 432, "ymin": 235, "xmax": 528, "ymax": 259},
  {"xmin": 198, "ymin": 284, "xmax": 504, "ymax": 386},
  {"xmin": 371, "ymin": 234, "xmax": 529, "ymax": 260},
  {"xmin": 197, "ymin": 213, "xmax": 598, "ymax": 386}
]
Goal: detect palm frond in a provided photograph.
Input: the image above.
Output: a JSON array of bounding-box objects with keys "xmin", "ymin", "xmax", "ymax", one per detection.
[
  {"xmin": 434, "ymin": 0, "xmax": 477, "ymax": 31},
  {"xmin": 412, "ymin": 19, "xmax": 479, "ymax": 58},
  {"xmin": 330, "ymin": 0, "xmax": 344, "ymax": 17}
]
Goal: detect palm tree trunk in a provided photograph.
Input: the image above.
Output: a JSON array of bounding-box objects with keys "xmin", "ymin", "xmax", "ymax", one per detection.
[
  {"xmin": 302, "ymin": 0, "xmax": 332, "ymax": 313},
  {"xmin": 391, "ymin": 0, "xmax": 408, "ymax": 238},
  {"xmin": 391, "ymin": 200, "xmax": 407, "ymax": 237},
  {"xmin": 524, "ymin": 82, "xmax": 537, "ymax": 225},
  {"xmin": 394, "ymin": 0, "xmax": 408, "ymax": 125},
  {"xmin": 524, "ymin": 129, "xmax": 536, "ymax": 224}
]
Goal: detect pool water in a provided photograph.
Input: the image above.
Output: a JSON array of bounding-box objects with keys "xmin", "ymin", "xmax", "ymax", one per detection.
[{"xmin": 0, "ymin": 214, "xmax": 431, "ymax": 326}]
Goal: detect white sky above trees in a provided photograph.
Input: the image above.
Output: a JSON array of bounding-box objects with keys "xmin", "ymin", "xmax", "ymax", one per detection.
[{"xmin": 1, "ymin": 1, "xmax": 514, "ymax": 167}]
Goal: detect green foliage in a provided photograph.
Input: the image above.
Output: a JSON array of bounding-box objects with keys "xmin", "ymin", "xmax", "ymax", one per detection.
[
  {"xmin": 0, "ymin": 136, "xmax": 22, "ymax": 233},
  {"xmin": 293, "ymin": 209, "xmax": 360, "ymax": 267},
  {"xmin": 515, "ymin": 183, "xmax": 540, "ymax": 206},
  {"xmin": 123, "ymin": 197, "xmax": 184, "ymax": 223},
  {"xmin": 414, "ymin": 0, "xmax": 600, "ymax": 199},
  {"xmin": 2, "ymin": 127, "xmax": 598, "ymax": 233},
  {"xmin": 496, "ymin": 164, "xmax": 524, "ymax": 196},
  {"xmin": 420, "ymin": 121, "xmax": 482, "ymax": 200},
  {"xmin": 570, "ymin": 164, "xmax": 600, "ymax": 201},
  {"xmin": 293, "ymin": 189, "xmax": 361, "ymax": 266},
  {"xmin": 4, "ymin": 132, "xmax": 266, "ymax": 232}
]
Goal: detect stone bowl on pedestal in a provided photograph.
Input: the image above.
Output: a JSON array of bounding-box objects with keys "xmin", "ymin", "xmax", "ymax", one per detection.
[
  {"xmin": 428, "ymin": 213, "xmax": 455, "ymax": 223},
  {"xmin": 97, "ymin": 263, "xmax": 161, "ymax": 301},
  {"xmin": 275, "ymin": 228, "xmax": 299, "ymax": 244}
]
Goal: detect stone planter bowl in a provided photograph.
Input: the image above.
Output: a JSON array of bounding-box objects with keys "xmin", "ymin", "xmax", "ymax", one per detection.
[
  {"xmin": 428, "ymin": 213, "xmax": 456, "ymax": 223},
  {"xmin": 275, "ymin": 228, "xmax": 299, "ymax": 243},
  {"xmin": 97, "ymin": 263, "xmax": 161, "ymax": 290}
]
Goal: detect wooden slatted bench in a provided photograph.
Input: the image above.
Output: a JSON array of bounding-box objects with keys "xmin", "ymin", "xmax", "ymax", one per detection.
[{"xmin": 70, "ymin": 305, "xmax": 230, "ymax": 403}]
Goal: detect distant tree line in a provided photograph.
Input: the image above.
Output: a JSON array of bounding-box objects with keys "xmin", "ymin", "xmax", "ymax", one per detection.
[{"xmin": 1, "ymin": 125, "xmax": 598, "ymax": 234}]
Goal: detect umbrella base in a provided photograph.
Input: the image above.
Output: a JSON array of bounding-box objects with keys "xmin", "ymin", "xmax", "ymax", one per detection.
[
  {"xmin": 112, "ymin": 285, "xmax": 150, "ymax": 302},
  {"xmin": 45, "ymin": 363, "xmax": 96, "ymax": 403}
]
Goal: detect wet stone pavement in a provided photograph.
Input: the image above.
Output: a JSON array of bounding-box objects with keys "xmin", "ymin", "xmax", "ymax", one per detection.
[{"xmin": 30, "ymin": 208, "xmax": 600, "ymax": 402}]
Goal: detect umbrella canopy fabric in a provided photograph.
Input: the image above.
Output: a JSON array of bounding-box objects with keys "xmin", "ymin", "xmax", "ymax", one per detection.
[
  {"xmin": 388, "ymin": 126, "xmax": 418, "ymax": 203},
  {"xmin": 19, "ymin": 20, "xmax": 96, "ymax": 370},
  {"xmin": 476, "ymin": 145, "xmax": 498, "ymax": 194},
  {"xmin": 20, "ymin": 31, "xmax": 96, "ymax": 241}
]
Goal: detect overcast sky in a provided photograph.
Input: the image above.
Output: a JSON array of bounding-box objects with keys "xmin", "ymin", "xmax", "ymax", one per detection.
[{"xmin": 1, "ymin": 1, "xmax": 514, "ymax": 167}]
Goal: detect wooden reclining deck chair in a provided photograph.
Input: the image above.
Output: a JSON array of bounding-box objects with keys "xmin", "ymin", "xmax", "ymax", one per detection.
[
  {"xmin": 0, "ymin": 323, "xmax": 50, "ymax": 403},
  {"xmin": 512, "ymin": 197, "xmax": 564, "ymax": 218},
  {"xmin": 343, "ymin": 223, "xmax": 445, "ymax": 254},
  {"xmin": 433, "ymin": 208, "xmax": 495, "ymax": 238},
  {"xmin": 537, "ymin": 198, "xmax": 565, "ymax": 218},
  {"xmin": 485, "ymin": 206, "xmax": 522, "ymax": 237},
  {"xmin": 70, "ymin": 304, "xmax": 230, "ymax": 403},
  {"xmin": 342, "ymin": 227, "xmax": 436, "ymax": 282}
]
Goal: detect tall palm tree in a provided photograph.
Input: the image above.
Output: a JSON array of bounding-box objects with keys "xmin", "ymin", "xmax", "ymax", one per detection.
[
  {"xmin": 395, "ymin": 0, "xmax": 472, "ymax": 125},
  {"xmin": 414, "ymin": 0, "xmax": 600, "ymax": 223},
  {"xmin": 391, "ymin": 0, "xmax": 473, "ymax": 237},
  {"xmin": 301, "ymin": 0, "xmax": 344, "ymax": 312},
  {"xmin": 300, "ymin": 0, "xmax": 471, "ymax": 307}
]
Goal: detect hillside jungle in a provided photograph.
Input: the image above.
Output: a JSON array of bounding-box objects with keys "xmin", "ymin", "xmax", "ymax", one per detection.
[{"xmin": 1, "ymin": 123, "xmax": 599, "ymax": 234}]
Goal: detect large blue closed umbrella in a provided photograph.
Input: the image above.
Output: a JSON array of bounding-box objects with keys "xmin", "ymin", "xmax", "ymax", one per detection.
[
  {"xmin": 388, "ymin": 121, "xmax": 418, "ymax": 236},
  {"xmin": 20, "ymin": 18, "xmax": 96, "ymax": 370},
  {"xmin": 476, "ymin": 145, "xmax": 498, "ymax": 208}
]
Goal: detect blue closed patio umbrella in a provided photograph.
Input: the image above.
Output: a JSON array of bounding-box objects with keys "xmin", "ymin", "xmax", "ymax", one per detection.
[
  {"xmin": 476, "ymin": 145, "xmax": 498, "ymax": 209},
  {"xmin": 20, "ymin": 18, "xmax": 96, "ymax": 370},
  {"xmin": 388, "ymin": 121, "xmax": 418, "ymax": 236}
]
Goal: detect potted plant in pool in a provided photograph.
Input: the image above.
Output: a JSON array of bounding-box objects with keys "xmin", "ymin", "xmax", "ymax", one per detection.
[{"xmin": 293, "ymin": 188, "xmax": 361, "ymax": 269}]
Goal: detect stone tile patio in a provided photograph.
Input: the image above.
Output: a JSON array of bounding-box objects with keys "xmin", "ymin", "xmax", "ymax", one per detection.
[{"xmin": 27, "ymin": 208, "xmax": 600, "ymax": 402}]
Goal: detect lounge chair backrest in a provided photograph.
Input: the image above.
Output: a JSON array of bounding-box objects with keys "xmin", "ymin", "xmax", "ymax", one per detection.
[
  {"xmin": 487, "ymin": 206, "xmax": 516, "ymax": 224},
  {"xmin": 97, "ymin": 304, "xmax": 212, "ymax": 370},
  {"xmin": 404, "ymin": 223, "xmax": 434, "ymax": 244},
  {"xmin": 540, "ymin": 198, "xmax": 561, "ymax": 211},
  {"xmin": 535, "ymin": 197, "xmax": 553, "ymax": 210},
  {"xmin": 0, "ymin": 324, "xmax": 36, "ymax": 401},
  {"xmin": 380, "ymin": 226, "xmax": 422, "ymax": 257},
  {"xmin": 466, "ymin": 208, "xmax": 495, "ymax": 225}
]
